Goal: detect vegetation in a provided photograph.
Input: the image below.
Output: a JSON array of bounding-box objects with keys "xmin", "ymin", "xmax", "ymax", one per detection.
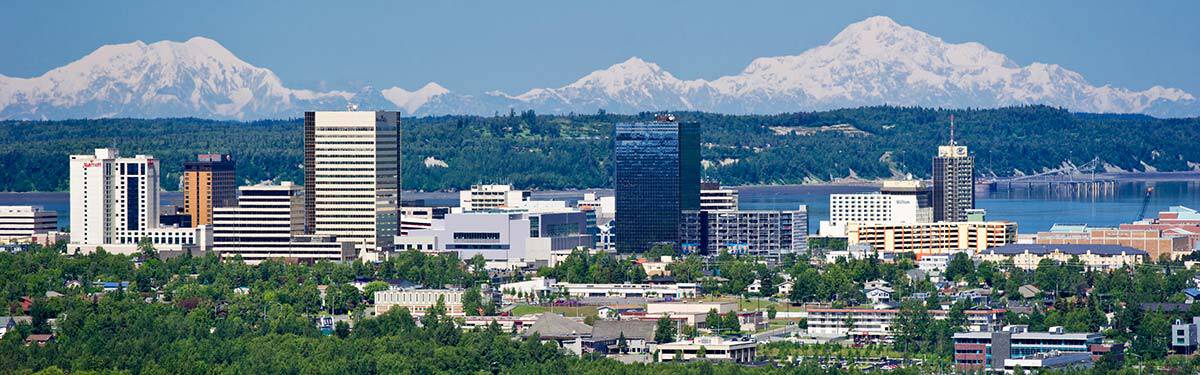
[{"xmin": 3, "ymin": 105, "xmax": 1199, "ymax": 192}]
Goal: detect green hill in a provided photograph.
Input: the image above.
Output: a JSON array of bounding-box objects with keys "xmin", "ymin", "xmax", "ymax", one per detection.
[{"xmin": 1, "ymin": 105, "xmax": 1197, "ymax": 192}]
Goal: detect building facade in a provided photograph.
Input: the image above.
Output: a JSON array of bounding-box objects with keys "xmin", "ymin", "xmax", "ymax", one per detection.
[
  {"xmin": 0, "ymin": 206, "xmax": 57, "ymax": 242},
  {"xmin": 182, "ymin": 153, "xmax": 236, "ymax": 227},
  {"xmin": 953, "ymin": 326, "xmax": 1117, "ymax": 371},
  {"xmin": 398, "ymin": 211, "xmax": 592, "ymax": 267},
  {"xmin": 846, "ymin": 221, "xmax": 1016, "ymax": 256},
  {"xmin": 459, "ymin": 184, "xmax": 529, "ymax": 212},
  {"xmin": 932, "ymin": 144, "xmax": 974, "ymax": 222},
  {"xmin": 978, "ymin": 244, "xmax": 1148, "ymax": 271},
  {"xmin": 212, "ymin": 182, "xmax": 355, "ymax": 264},
  {"xmin": 69, "ymin": 148, "xmax": 160, "ymax": 250},
  {"xmin": 807, "ymin": 308, "xmax": 1006, "ymax": 342},
  {"xmin": 656, "ymin": 336, "xmax": 758, "ymax": 363},
  {"xmin": 304, "ymin": 111, "xmax": 400, "ymax": 258},
  {"xmin": 680, "ymin": 207, "xmax": 808, "ymax": 263},
  {"xmin": 613, "ymin": 118, "xmax": 700, "ymax": 253},
  {"xmin": 1036, "ymin": 225, "xmax": 1190, "ymax": 261},
  {"xmin": 374, "ymin": 288, "xmax": 468, "ymax": 316},
  {"xmin": 700, "ymin": 183, "xmax": 739, "ymax": 212}
]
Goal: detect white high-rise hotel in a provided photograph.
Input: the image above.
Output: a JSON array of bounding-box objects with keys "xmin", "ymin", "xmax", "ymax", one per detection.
[
  {"xmin": 70, "ymin": 148, "xmax": 160, "ymax": 246},
  {"xmin": 304, "ymin": 111, "xmax": 400, "ymax": 259}
]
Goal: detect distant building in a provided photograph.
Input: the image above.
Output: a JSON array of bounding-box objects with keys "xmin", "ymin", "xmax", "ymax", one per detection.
[
  {"xmin": 212, "ymin": 182, "xmax": 355, "ymax": 264},
  {"xmin": 1036, "ymin": 224, "xmax": 1190, "ymax": 261},
  {"xmin": 932, "ymin": 139, "xmax": 974, "ymax": 222},
  {"xmin": 374, "ymin": 288, "xmax": 474, "ymax": 316},
  {"xmin": 978, "ymin": 244, "xmax": 1148, "ymax": 271},
  {"xmin": 880, "ymin": 179, "xmax": 932, "ymax": 209},
  {"xmin": 1172, "ymin": 317, "xmax": 1200, "ymax": 355},
  {"xmin": 0, "ymin": 206, "xmax": 57, "ymax": 242},
  {"xmin": 589, "ymin": 320, "xmax": 658, "ymax": 354},
  {"xmin": 398, "ymin": 210, "xmax": 591, "ymax": 267},
  {"xmin": 576, "ymin": 192, "xmax": 615, "ymax": 226},
  {"xmin": 613, "ymin": 117, "xmax": 700, "ymax": 253},
  {"xmin": 953, "ymin": 326, "xmax": 1118, "ymax": 371},
  {"xmin": 1003, "ymin": 351, "xmax": 1093, "ymax": 373},
  {"xmin": 399, "ymin": 205, "xmax": 448, "ymax": 235},
  {"xmin": 459, "ymin": 184, "xmax": 530, "ymax": 212},
  {"xmin": 656, "ymin": 336, "xmax": 758, "ymax": 363},
  {"xmin": 304, "ymin": 111, "xmax": 400, "ymax": 259},
  {"xmin": 820, "ymin": 191, "xmax": 932, "ymax": 236},
  {"xmin": 182, "ymin": 153, "xmax": 236, "ymax": 227},
  {"xmin": 680, "ymin": 207, "xmax": 808, "ymax": 263},
  {"xmin": 554, "ymin": 282, "xmax": 699, "ymax": 299},
  {"xmin": 644, "ymin": 301, "xmax": 737, "ymax": 328},
  {"xmin": 807, "ymin": 308, "xmax": 1005, "ymax": 342},
  {"xmin": 846, "ymin": 221, "xmax": 1016, "ymax": 257},
  {"xmin": 699, "ymin": 182, "xmax": 739, "ymax": 212}
]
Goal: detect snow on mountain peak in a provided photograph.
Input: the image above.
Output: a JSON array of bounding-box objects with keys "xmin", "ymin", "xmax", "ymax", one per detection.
[{"xmin": 381, "ymin": 82, "xmax": 451, "ymax": 114}]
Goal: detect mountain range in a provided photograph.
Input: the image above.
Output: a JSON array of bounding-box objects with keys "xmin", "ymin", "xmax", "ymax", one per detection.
[{"xmin": 1, "ymin": 16, "xmax": 1196, "ymax": 120}]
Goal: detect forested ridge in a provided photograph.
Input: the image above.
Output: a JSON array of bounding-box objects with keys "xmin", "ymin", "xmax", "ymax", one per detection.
[{"xmin": 1, "ymin": 105, "xmax": 1197, "ymax": 192}]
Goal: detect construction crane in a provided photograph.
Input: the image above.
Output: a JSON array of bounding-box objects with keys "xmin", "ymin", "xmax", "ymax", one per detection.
[{"xmin": 1135, "ymin": 187, "xmax": 1155, "ymax": 222}]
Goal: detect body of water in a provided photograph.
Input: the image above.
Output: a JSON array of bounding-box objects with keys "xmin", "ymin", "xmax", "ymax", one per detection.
[{"xmin": 4, "ymin": 181, "xmax": 1199, "ymax": 234}]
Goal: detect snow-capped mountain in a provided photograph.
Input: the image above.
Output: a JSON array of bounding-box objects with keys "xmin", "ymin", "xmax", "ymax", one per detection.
[
  {"xmin": 0, "ymin": 16, "xmax": 1196, "ymax": 120},
  {"xmin": 494, "ymin": 16, "xmax": 1196, "ymax": 117}
]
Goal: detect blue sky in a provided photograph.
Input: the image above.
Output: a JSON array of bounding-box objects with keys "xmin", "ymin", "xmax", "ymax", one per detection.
[{"xmin": 2, "ymin": 0, "xmax": 1197, "ymax": 95}]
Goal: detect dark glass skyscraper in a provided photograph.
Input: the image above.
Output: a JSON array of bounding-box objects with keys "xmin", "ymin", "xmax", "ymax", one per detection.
[
  {"xmin": 933, "ymin": 144, "xmax": 974, "ymax": 222},
  {"xmin": 613, "ymin": 116, "xmax": 700, "ymax": 253}
]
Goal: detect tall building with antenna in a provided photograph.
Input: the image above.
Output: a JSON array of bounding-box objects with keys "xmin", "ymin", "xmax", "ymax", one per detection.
[{"xmin": 932, "ymin": 115, "xmax": 974, "ymax": 222}]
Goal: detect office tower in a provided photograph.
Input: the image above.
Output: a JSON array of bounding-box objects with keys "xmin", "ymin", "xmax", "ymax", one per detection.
[
  {"xmin": 70, "ymin": 148, "xmax": 160, "ymax": 246},
  {"xmin": 700, "ymin": 182, "xmax": 739, "ymax": 212},
  {"xmin": 212, "ymin": 182, "xmax": 354, "ymax": 264},
  {"xmin": 459, "ymin": 184, "xmax": 529, "ymax": 211},
  {"xmin": 182, "ymin": 153, "xmax": 236, "ymax": 227},
  {"xmin": 932, "ymin": 124, "xmax": 974, "ymax": 222},
  {"xmin": 613, "ymin": 115, "xmax": 700, "ymax": 253},
  {"xmin": 0, "ymin": 206, "xmax": 57, "ymax": 242},
  {"xmin": 304, "ymin": 111, "xmax": 400, "ymax": 257}
]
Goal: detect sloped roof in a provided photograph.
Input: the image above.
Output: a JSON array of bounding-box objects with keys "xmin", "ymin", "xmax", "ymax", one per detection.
[
  {"xmin": 523, "ymin": 313, "xmax": 591, "ymax": 340},
  {"xmin": 591, "ymin": 320, "xmax": 657, "ymax": 342}
]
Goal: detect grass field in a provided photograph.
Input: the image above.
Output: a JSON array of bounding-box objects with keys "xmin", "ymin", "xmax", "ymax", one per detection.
[{"xmin": 508, "ymin": 304, "xmax": 599, "ymax": 318}]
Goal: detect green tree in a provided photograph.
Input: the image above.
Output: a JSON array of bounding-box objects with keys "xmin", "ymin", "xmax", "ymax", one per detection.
[{"xmin": 654, "ymin": 316, "xmax": 677, "ymax": 343}]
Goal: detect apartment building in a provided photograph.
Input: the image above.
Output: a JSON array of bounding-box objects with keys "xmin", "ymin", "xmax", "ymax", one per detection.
[
  {"xmin": 304, "ymin": 111, "xmax": 400, "ymax": 260},
  {"xmin": 680, "ymin": 207, "xmax": 808, "ymax": 263},
  {"xmin": 700, "ymin": 182, "xmax": 739, "ymax": 212},
  {"xmin": 978, "ymin": 243, "xmax": 1147, "ymax": 271},
  {"xmin": 806, "ymin": 308, "xmax": 1006, "ymax": 341},
  {"xmin": 846, "ymin": 221, "xmax": 1016, "ymax": 256}
]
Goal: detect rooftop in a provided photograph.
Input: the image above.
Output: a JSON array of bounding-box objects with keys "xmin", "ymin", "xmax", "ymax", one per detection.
[{"xmin": 983, "ymin": 243, "xmax": 1147, "ymax": 256}]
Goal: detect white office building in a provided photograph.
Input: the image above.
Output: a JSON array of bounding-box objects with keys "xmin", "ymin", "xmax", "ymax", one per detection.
[
  {"xmin": 304, "ymin": 111, "xmax": 400, "ymax": 260},
  {"xmin": 458, "ymin": 184, "xmax": 529, "ymax": 212},
  {"xmin": 397, "ymin": 210, "xmax": 592, "ymax": 267},
  {"xmin": 577, "ymin": 192, "xmax": 615, "ymax": 226},
  {"xmin": 213, "ymin": 182, "xmax": 355, "ymax": 264},
  {"xmin": 0, "ymin": 206, "xmax": 57, "ymax": 242},
  {"xmin": 820, "ymin": 192, "xmax": 932, "ymax": 237}
]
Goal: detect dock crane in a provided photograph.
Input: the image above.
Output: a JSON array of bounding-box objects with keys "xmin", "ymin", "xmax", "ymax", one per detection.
[{"xmin": 1135, "ymin": 187, "xmax": 1155, "ymax": 222}]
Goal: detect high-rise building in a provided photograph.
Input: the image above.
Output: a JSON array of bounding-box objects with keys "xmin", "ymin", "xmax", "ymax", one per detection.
[
  {"xmin": 304, "ymin": 111, "xmax": 400, "ymax": 258},
  {"xmin": 212, "ymin": 182, "xmax": 354, "ymax": 264},
  {"xmin": 182, "ymin": 153, "xmax": 236, "ymax": 227},
  {"xmin": 70, "ymin": 148, "xmax": 160, "ymax": 246},
  {"xmin": 613, "ymin": 116, "xmax": 700, "ymax": 253},
  {"xmin": 880, "ymin": 179, "xmax": 931, "ymax": 209},
  {"xmin": 932, "ymin": 143, "xmax": 974, "ymax": 222},
  {"xmin": 0, "ymin": 206, "xmax": 57, "ymax": 242}
]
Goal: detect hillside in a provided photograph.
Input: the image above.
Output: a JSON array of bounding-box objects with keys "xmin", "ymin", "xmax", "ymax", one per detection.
[{"xmin": 0, "ymin": 105, "xmax": 1197, "ymax": 192}]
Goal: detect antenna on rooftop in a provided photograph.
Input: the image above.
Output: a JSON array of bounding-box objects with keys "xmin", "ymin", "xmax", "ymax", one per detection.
[
  {"xmin": 949, "ymin": 114, "xmax": 955, "ymax": 146},
  {"xmin": 347, "ymin": 103, "xmax": 359, "ymax": 111}
]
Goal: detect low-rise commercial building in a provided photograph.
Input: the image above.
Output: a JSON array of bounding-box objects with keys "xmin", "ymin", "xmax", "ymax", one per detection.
[
  {"xmin": 807, "ymin": 307, "xmax": 1005, "ymax": 341},
  {"xmin": 644, "ymin": 302, "xmax": 737, "ymax": 328},
  {"xmin": 1037, "ymin": 224, "xmax": 1190, "ymax": 261},
  {"xmin": 554, "ymin": 282, "xmax": 699, "ymax": 299},
  {"xmin": 656, "ymin": 336, "xmax": 758, "ymax": 363},
  {"xmin": 0, "ymin": 206, "xmax": 57, "ymax": 242},
  {"xmin": 680, "ymin": 207, "xmax": 808, "ymax": 264},
  {"xmin": 399, "ymin": 211, "xmax": 591, "ymax": 267},
  {"xmin": 1002, "ymin": 352, "xmax": 1093, "ymax": 373},
  {"xmin": 978, "ymin": 244, "xmax": 1148, "ymax": 271},
  {"xmin": 400, "ymin": 205, "xmax": 448, "ymax": 236},
  {"xmin": 846, "ymin": 221, "xmax": 1016, "ymax": 257},
  {"xmin": 374, "ymin": 288, "xmax": 471, "ymax": 316},
  {"xmin": 953, "ymin": 326, "xmax": 1118, "ymax": 371},
  {"xmin": 1172, "ymin": 317, "xmax": 1200, "ymax": 355}
]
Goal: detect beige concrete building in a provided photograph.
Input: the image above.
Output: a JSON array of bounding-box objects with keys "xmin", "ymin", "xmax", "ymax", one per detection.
[
  {"xmin": 846, "ymin": 221, "xmax": 1016, "ymax": 257},
  {"xmin": 374, "ymin": 289, "xmax": 468, "ymax": 316},
  {"xmin": 978, "ymin": 244, "xmax": 1148, "ymax": 271},
  {"xmin": 1036, "ymin": 225, "xmax": 1189, "ymax": 261},
  {"xmin": 656, "ymin": 336, "xmax": 758, "ymax": 363}
]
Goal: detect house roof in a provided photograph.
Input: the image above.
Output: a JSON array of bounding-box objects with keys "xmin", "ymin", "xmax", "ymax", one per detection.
[
  {"xmin": 522, "ymin": 313, "xmax": 591, "ymax": 340},
  {"xmin": 591, "ymin": 320, "xmax": 657, "ymax": 342},
  {"xmin": 1018, "ymin": 285, "xmax": 1042, "ymax": 298},
  {"xmin": 1183, "ymin": 288, "xmax": 1200, "ymax": 298},
  {"xmin": 1, "ymin": 316, "xmax": 32, "ymax": 327}
]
